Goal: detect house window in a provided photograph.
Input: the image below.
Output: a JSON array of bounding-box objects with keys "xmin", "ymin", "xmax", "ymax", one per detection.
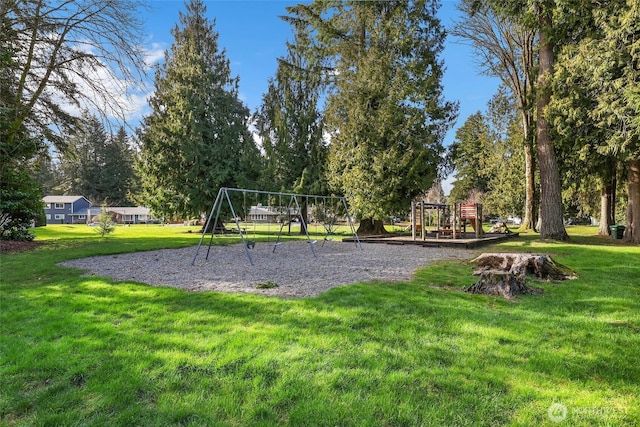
[
  {"xmin": 54, "ymin": 214, "xmax": 64, "ymax": 220},
  {"xmin": 45, "ymin": 203, "xmax": 51, "ymax": 209},
  {"xmin": 54, "ymin": 203, "xmax": 64, "ymax": 209},
  {"xmin": 46, "ymin": 214, "xmax": 51, "ymax": 220}
]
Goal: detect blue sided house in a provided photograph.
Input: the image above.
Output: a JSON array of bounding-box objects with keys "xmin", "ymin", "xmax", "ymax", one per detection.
[
  {"xmin": 43, "ymin": 196, "xmax": 91, "ymax": 224},
  {"xmin": 42, "ymin": 196, "xmax": 154, "ymax": 225}
]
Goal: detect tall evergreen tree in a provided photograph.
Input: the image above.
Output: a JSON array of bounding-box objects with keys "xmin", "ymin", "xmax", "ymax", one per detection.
[
  {"xmin": 549, "ymin": 0, "xmax": 640, "ymax": 242},
  {"xmin": 58, "ymin": 116, "xmax": 137, "ymax": 205},
  {"xmin": 483, "ymin": 88, "xmax": 526, "ymax": 219},
  {"xmin": 137, "ymin": 0, "xmax": 261, "ymax": 220},
  {"xmin": 448, "ymin": 112, "xmax": 492, "ymax": 202},
  {"xmin": 286, "ymin": 1, "xmax": 457, "ymax": 234},
  {"xmin": 253, "ymin": 18, "xmax": 327, "ymax": 234},
  {"xmin": 103, "ymin": 127, "xmax": 139, "ymax": 206},
  {"xmin": 253, "ymin": 28, "xmax": 326, "ymax": 195},
  {"xmin": 448, "ymin": 88, "xmax": 525, "ymax": 219},
  {"xmin": 65, "ymin": 115, "xmax": 106, "ymax": 203}
]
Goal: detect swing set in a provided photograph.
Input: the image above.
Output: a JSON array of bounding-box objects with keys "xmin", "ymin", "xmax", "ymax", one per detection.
[{"xmin": 191, "ymin": 187, "xmax": 362, "ymax": 266}]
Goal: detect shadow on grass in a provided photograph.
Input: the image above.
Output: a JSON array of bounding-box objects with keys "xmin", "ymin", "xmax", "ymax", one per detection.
[{"xmin": 2, "ymin": 233, "xmax": 639, "ymax": 426}]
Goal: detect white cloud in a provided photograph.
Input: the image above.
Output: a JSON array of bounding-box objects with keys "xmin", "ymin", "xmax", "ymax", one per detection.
[
  {"xmin": 247, "ymin": 120, "xmax": 264, "ymax": 154},
  {"xmin": 55, "ymin": 58, "xmax": 151, "ymax": 125},
  {"xmin": 143, "ymin": 43, "xmax": 166, "ymax": 68}
]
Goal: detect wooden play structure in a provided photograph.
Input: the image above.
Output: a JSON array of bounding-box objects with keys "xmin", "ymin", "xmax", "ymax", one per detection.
[
  {"xmin": 459, "ymin": 203, "xmax": 483, "ymax": 237},
  {"xmin": 411, "ymin": 201, "xmax": 483, "ymax": 241}
]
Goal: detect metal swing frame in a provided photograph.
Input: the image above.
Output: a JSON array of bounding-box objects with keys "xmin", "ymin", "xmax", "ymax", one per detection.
[
  {"xmin": 317, "ymin": 196, "xmax": 341, "ymax": 247},
  {"xmin": 191, "ymin": 187, "xmax": 362, "ymax": 266}
]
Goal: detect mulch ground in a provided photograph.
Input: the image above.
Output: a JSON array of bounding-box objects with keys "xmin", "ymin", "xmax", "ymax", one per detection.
[{"xmin": 0, "ymin": 240, "xmax": 45, "ymax": 254}]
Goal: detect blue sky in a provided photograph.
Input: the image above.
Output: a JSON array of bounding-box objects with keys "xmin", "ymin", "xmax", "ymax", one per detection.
[{"xmin": 137, "ymin": 0, "xmax": 501, "ymax": 188}]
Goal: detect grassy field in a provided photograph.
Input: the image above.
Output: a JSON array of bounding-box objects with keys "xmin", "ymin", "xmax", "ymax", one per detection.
[{"xmin": 1, "ymin": 224, "xmax": 639, "ymax": 426}]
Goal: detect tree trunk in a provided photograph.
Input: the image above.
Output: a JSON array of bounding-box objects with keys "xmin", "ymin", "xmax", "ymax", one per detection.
[
  {"xmin": 356, "ymin": 218, "xmax": 388, "ymax": 235},
  {"xmin": 536, "ymin": 13, "xmax": 568, "ymax": 241},
  {"xmin": 299, "ymin": 200, "xmax": 308, "ymax": 235},
  {"xmin": 599, "ymin": 184, "xmax": 612, "ymax": 236},
  {"xmin": 519, "ymin": 112, "xmax": 537, "ymax": 232},
  {"xmin": 471, "ymin": 252, "xmax": 575, "ymax": 280},
  {"xmin": 610, "ymin": 172, "xmax": 617, "ymax": 229},
  {"xmin": 465, "ymin": 270, "xmax": 537, "ymax": 299},
  {"xmin": 203, "ymin": 217, "xmax": 229, "ymax": 234},
  {"xmin": 624, "ymin": 157, "xmax": 640, "ymax": 244},
  {"xmin": 598, "ymin": 160, "xmax": 617, "ymax": 236}
]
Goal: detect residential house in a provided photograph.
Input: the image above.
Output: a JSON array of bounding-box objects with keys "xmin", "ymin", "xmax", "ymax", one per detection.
[
  {"xmin": 247, "ymin": 204, "xmax": 298, "ymax": 223},
  {"xmin": 43, "ymin": 196, "xmax": 91, "ymax": 224},
  {"xmin": 43, "ymin": 196, "xmax": 153, "ymax": 225},
  {"xmin": 93, "ymin": 206, "xmax": 152, "ymax": 224}
]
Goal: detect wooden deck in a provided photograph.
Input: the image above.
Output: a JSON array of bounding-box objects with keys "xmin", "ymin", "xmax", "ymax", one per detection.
[{"xmin": 343, "ymin": 232, "xmax": 519, "ymax": 249}]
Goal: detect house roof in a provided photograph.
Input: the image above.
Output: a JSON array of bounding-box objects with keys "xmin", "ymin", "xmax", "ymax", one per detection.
[
  {"xmin": 105, "ymin": 207, "xmax": 150, "ymax": 216},
  {"xmin": 43, "ymin": 195, "xmax": 89, "ymax": 204},
  {"xmin": 250, "ymin": 206, "xmax": 279, "ymax": 215},
  {"xmin": 249, "ymin": 205, "xmax": 297, "ymax": 215}
]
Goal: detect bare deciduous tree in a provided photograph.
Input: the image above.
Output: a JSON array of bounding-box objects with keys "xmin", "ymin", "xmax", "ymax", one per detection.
[
  {"xmin": 1, "ymin": 0, "xmax": 147, "ymax": 240},
  {"xmin": 3, "ymin": 0, "xmax": 148, "ymax": 150},
  {"xmin": 451, "ymin": 0, "xmax": 538, "ymax": 232}
]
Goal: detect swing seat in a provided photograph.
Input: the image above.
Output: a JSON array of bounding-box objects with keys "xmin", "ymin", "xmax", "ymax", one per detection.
[{"xmin": 246, "ymin": 240, "xmax": 256, "ymax": 249}]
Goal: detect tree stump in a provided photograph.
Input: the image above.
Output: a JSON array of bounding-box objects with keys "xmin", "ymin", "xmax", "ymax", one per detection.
[
  {"xmin": 470, "ymin": 253, "xmax": 574, "ymax": 280},
  {"xmin": 465, "ymin": 270, "xmax": 538, "ymax": 299},
  {"xmin": 465, "ymin": 253, "xmax": 575, "ymax": 299}
]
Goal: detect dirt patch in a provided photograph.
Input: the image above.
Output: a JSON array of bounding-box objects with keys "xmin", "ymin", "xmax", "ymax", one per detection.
[{"xmin": 0, "ymin": 240, "xmax": 44, "ymax": 254}]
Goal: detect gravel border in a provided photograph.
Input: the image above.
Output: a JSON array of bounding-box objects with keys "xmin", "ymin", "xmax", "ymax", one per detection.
[{"xmin": 59, "ymin": 241, "xmax": 472, "ymax": 298}]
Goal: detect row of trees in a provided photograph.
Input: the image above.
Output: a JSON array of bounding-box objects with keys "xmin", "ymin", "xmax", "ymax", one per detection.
[
  {"xmin": 448, "ymin": 87, "xmax": 525, "ymax": 219},
  {"xmin": 136, "ymin": 0, "xmax": 456, "ymax": 234},
  {"xmin": 36, "ymin": 116, "xmax": 139, "ymax": 207},
  {"xmin": 2, "ymin": 0, "xmax": 638, "ymax": 243},
  {"xmin": 448, "ymin": 0, "xmax": 639, "ymax": 242}
]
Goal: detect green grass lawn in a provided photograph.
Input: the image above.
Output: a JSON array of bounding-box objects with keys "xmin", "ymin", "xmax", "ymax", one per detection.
[{"xmin": 1, "ymin": 225, "xmax": 639, "ymax": 426}]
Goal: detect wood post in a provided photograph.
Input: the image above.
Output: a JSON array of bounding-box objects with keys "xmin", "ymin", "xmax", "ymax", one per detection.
[
  {"xmin": 420, "ymin": 202, "xmax": 425, "ymax": 241},
  {"xmin": 411, "ymin": 200, "xmax": 416, "ymax": 241}
]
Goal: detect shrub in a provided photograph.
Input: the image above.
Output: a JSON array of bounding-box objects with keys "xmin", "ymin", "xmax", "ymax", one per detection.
[
  {"xmin": 95, "ymin": 206, "xmax": 115, "ymax": 238},
  {"xmin": 0, "ymin": 168, "xmax": 42, "ymax": 241}
]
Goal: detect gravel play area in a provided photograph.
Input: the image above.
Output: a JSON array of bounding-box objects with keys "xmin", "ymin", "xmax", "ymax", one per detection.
[{"xmin": 59, "ymin": 241, "xmax": 472, "ymax": 298}]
